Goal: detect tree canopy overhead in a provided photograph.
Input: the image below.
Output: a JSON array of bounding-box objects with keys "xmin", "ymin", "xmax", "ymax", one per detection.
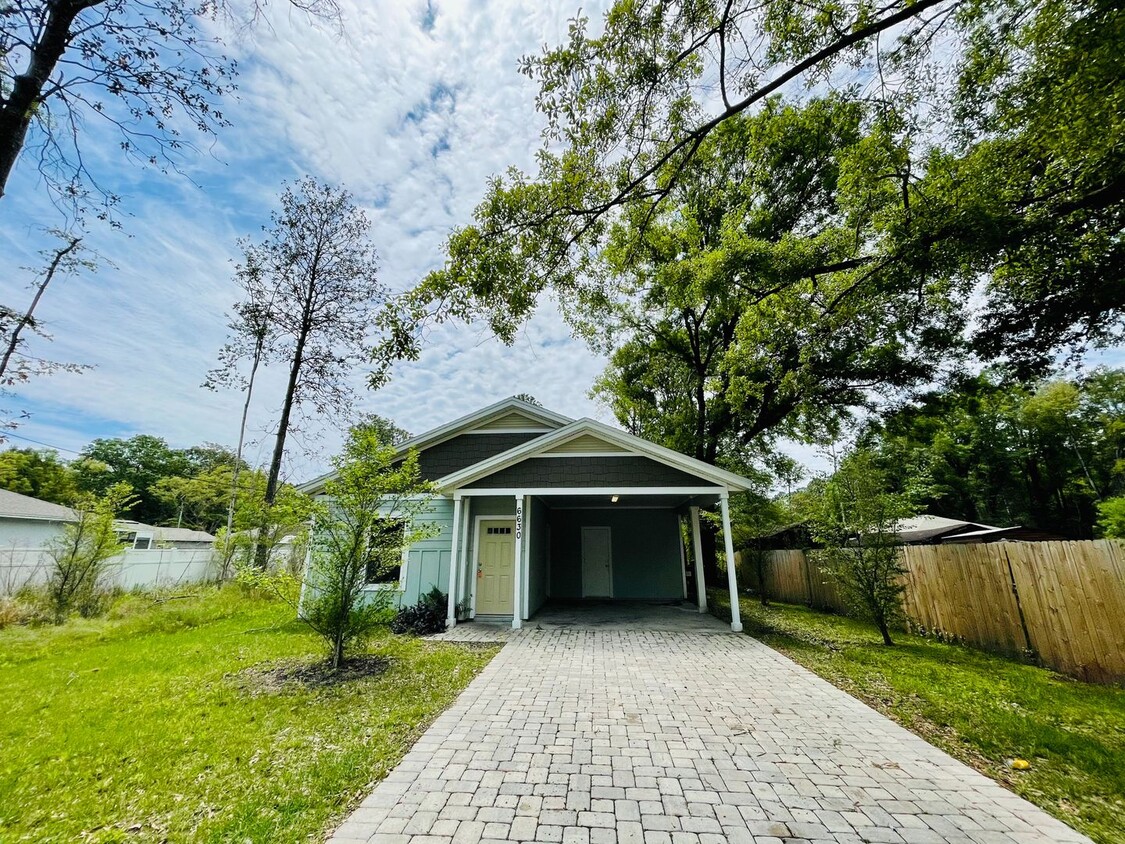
[
  {"xmin": 591, "ymin": 95, "xmax": 966, "ymax": 464},
  {"xmin": 374, "ymin": 0, "xmax": 1123, "ymax": 385}
]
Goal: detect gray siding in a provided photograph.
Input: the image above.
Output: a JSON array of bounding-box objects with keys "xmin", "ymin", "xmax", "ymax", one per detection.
[
  {"xmin": 527, "ymin": 497, "xmax": 549, "ymax": 616},
  {"xmin": 414, "ymin": 433, "xmax": 544, "ymax": 481},
  {"xmin": 464, "ymin": 456, "xmax": 712, "ymax": 489},
  {"xmin": 548, "ymin": 508, "xmax": 683, "ymax": 600}
]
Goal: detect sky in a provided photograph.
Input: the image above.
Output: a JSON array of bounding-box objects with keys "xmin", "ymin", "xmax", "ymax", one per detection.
[
  {"xmin": 1, "ymin": 1, "xmax": 1119, "ymax": 489},
  {"xmin": 0, "ymin": 1, "xmax": 631, "ymax": 484}
]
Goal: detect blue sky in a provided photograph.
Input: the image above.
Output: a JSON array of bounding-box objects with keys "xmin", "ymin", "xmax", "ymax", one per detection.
[
  {"xmin": 0, "ymin": 1, "xmax": 622, "ymax": 483},
  {"xmin": 1, "ymin": 0, "xmax": 1119, "ymax": 486}
]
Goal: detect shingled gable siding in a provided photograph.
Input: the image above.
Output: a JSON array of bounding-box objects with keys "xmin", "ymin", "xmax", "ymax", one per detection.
[
  {"xmin": 413, "ymin": 432, "xmax": 547, "ymax": 481},
  {"xmin": 463, "ymin": 456, "xmax": 714, "ymax": 489}
]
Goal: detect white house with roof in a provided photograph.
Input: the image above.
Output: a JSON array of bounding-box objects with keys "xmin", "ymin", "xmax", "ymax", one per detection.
[
  {"xmin": 301, "ymin": 396, "xmax": 755, "ymax": 632},
  {"xmin": 0, "ymin": 488, "xmax": 218, "ymax": 594}
]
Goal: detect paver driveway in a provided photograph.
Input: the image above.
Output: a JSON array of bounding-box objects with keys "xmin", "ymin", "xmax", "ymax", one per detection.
[{"xmin": 328, "ymin": 626, "xmax": 1091, "ymax": 844}]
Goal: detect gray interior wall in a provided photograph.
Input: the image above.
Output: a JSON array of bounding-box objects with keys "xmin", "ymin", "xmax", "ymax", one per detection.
[
  {"xmin": 527, "ymin": 497, "xmax": 550, "ymax": 616},
  {"xmin": 547, "ymin": 507, "xmax": 683, "ymax": 600}
]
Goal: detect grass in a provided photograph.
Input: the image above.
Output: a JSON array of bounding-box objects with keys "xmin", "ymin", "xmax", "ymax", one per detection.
[
  {"xmin": 709, "ymin": 589, "xmax": 1125, "ymax": 844},
  {"xmin": 0, "ymin": 586, "xmax": 498, "ymax": 844}
]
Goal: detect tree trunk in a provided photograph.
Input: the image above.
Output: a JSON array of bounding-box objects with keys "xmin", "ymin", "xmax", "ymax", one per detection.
[
  {"xmin": 253, "ymin": 319, "xmax": 310, "ymax": 570},
  {"xmin": 0, "ymin": 1, "xmax": 91, "ymax": 199},
  {"xmin": 876, "ymin": 612, "xmax": 894, "ymax": 646},
  {"xmin": 223, "ymin": 334, "xmax": 265, "ymax": 577}
]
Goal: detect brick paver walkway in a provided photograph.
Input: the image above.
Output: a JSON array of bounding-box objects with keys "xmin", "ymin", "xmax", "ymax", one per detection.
[{"xmin": 328, "ymin": 628, "xmax": 1091, "ymax": 844}]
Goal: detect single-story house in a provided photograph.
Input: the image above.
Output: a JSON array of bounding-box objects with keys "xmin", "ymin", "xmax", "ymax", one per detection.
[
  {"xmin": 115, "ymin": 521, "xmax": 216, "ymax": 550},
  {"xmin": 894, "ymin": 515, "xmax": 1000, "ymax": 545},
  {"xmin": 0, "ymin": 488, "xmax": 77, "ymax": 551},
  {"xmin": 300, "ymin": 397, "xmax": 755, "ymax": 632}
]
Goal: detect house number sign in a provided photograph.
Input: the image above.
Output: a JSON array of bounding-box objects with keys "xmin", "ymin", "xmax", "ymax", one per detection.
[{"xmin": 515, "ymin": 506, "xmax": 523, "ymax": 540}]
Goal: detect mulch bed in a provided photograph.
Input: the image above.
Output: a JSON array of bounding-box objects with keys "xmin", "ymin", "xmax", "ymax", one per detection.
[{"xmin": 227, "ymin": 654, "xmax": 390, "ymax": 695}]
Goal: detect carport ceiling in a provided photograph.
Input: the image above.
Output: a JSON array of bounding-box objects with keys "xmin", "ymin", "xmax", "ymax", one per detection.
[{"xmin": 539, "ymin": 493, "xmax": 716, "ymax": 509}]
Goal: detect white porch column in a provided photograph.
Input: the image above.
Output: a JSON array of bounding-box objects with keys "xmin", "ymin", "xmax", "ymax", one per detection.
[
  {"xmin": 690, "ymin": 506, "xmax": 707, "ymax": 613},
  {"xmin": 719, "ymin": 492, "xmax": 743, "ymax": 633},
  {"xmin": 512, "ymin": 494, "xmax": 524, "ymax": 629},
  {"xmin": 460, "ymin": 497, "xmax": 473, "ymax": 617},
  {"xmin": 446, "ymin": 494, "xmax": 463, "ymax": 628}
]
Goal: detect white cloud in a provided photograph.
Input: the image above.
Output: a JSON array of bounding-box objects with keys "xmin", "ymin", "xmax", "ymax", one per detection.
[{"xmin": 0, "ymin": 0, "xmax": 612, "ymax": 482}]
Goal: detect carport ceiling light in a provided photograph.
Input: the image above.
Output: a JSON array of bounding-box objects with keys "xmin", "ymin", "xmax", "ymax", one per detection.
[{"xmin": 611, "ymin": 495, "xmax": 619, "ymax": 503}]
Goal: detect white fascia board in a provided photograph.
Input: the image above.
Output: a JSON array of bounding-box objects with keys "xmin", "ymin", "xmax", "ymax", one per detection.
[
  {"xmin": 296, "ymin": 397, "xmax": 572, "ymax": 495},
  {"xmin": 436, "ymin": 418, "xmax": 757, "ymax": 492}
]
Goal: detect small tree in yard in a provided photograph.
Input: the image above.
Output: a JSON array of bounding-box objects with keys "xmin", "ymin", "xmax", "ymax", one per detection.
[
  {"xmin": 45, "ymin": 483, "xmax": 132, "ymax": 623},
  {"xmin": 807, "ymin": 450, "xmax": 914, "ymax": 646},
  {"xmin": 301, "ymin": 430, "xmax": 434, "ymax": 669}
]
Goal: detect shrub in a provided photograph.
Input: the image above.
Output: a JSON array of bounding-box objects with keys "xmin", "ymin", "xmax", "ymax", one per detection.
[
  {"xmin": 391, "ymin": 588, "xmax": 448, "ymax": 636},
  {"xmin": 804, "ymin": 449, "xmax": 913, "ymax": 646},
  {"xmin": 45, "ymin": 483, "xmax": 133, "ymax": 624},
  {"xmin": 1096, "ymin": 496, "xmax": 1125, "ymax": 538},
  {"xmin": 290, "ymin": 429, "xmax": 435, "ymax": 668},
  {"xmin": 0, "ymin": 593, "xmax": 52, "ymax": 628}
]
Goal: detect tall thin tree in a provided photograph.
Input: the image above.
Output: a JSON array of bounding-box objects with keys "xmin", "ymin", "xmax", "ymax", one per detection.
[{"xmin": 211, "ymin": 177, "xmax": 384, "ymax": 568}]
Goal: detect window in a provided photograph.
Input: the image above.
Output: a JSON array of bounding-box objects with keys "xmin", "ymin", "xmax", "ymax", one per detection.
[
  {"xmin": 116, "ymin": 531, "xmax": 136, "ymax": 547},
  {"xmin": 486, "ymin": 526, "xmax": 512, "ymax": 535},
  {"xmin": 365, "ymin": 517, "xmax": 407, "ymax": 586},
  {"xmin": 133, "ymin": 536, "xmax": 152, "ymax": 550}
]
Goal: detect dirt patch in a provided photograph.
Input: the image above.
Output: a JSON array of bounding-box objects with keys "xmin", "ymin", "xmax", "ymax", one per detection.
[{"xmin": 227, "ymin": 655, "xmax": 390, "ymax": 695}]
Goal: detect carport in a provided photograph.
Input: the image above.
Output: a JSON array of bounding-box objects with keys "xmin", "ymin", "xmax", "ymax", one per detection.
[{"xmin": 435, "ymin": 419, "xmax": 752, "ymax": 633}]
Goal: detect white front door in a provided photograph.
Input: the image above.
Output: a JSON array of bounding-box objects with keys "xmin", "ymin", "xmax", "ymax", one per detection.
[
  {"xmin": 476, "ymin": 520, "xmax": 516, "ymax": 615},
  {"xmin": 581, "ymin": 526, "xmax": 612, "ymax": 597}
]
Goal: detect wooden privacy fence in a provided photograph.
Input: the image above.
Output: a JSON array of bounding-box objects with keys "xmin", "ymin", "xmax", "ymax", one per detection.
[{"xmin": 742, "ymin": 540, "xmax": 1125, "ymax": 683}]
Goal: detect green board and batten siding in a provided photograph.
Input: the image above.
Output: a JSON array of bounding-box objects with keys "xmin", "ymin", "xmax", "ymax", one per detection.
[{"xmin": 391, "ymin": 496, "xmax": 455, "ymax": 608}]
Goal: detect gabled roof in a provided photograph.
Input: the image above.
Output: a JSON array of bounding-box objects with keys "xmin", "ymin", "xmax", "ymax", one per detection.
[
  {"xmin": 116, "ymin": 520, "xmax": 216, "ymax": 544},
  {"xmin": 298, "ymin": 397, "xmax": 572, "ymax": 494},
  {"xmin": 894, "ymin": 515, "xmax": 998, "ymax": 544},
  {"xmin": 0, "ymin": 488, "xmax": 76, "ymax": 522},
  {"xmin": 436, "ymin": 418, "xmax": 757, "ymax": 492}
]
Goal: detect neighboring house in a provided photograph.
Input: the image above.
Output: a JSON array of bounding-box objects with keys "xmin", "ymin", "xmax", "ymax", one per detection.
[
  {"xmin": 894, "ymin": 515, "xmax": 1001, "ymax": 545},
  {"xmin": 758, "ymin": 514, "xmax": 1059, "ymax": 549},
  {"xmin": 115, "ymin": 520, "xmax": 216, "ymax": 550},
  {"xmin": 300, "ymin": 397, "xmax": 756, "ymax": 632},
  {"xmin": 0, "ymin": 489, "xmax": 217, "ymax": 593},
  {"xmin": 0, "ymin": 489, "xmax": 77, "ymax": 589}
]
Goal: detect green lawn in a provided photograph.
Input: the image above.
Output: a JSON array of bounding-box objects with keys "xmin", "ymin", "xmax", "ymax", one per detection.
[
  {"xmin": 0, "ymin": 586, "xmax": 497, "ymax": 844},
  {"xmin": 710, "ymin": 589, "xmax": 1125, "ymax": 844}
]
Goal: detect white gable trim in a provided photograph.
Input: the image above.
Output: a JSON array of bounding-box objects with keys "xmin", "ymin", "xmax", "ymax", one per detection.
[
  {"xmin": 297, "ymin": 397, "xmax": 571, "ymax": 494},
  {"xmin": 435, "ymin": 418, "xmax": 756, "ymax": 492}
]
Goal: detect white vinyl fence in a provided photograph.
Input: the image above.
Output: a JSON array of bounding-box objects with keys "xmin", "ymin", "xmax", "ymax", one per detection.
[{"xmin": 1, "ymin": 545, "xmax": 217, "ymax": 595}]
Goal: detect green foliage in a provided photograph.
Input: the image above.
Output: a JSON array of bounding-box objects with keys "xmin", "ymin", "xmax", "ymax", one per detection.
[
  {"xmin": 44, "ymin": 483, "xmax": 134, "ymax": 624},
  {"xmin": 300, "ymin": 429, "xmax": 436, "ymax": 668},
  {"xmin": 804, "ymin": 450, "xmax": 914, "ymax": 645},
  {"xmin": 1096, "ymin": 497, "xmax": 1125, "ymax": 539},
  {"xmin": 862, "ymin": 368, "xmax": 1125, "ymax": 538},
  {"xmin": 591, "ymin": 97, "xmax": 963, "ymax": 464},
  {"xmin": 390, "ymin": 587, "xmax": 449, "ymax": 636},
  {"xmin": 349, "ymin": 413, "xmax": 412, "ymax": 447},
  {"xmin": 73, "ymin": 436, "xmax": 243, "ymax": 525},
  {"xmin": 374, "ymin": 0, "xmax": 1121, "ymax": 399},
  {"xmin": 0, "ymin": 586, "xmax": 497, "ymax": 843},
  {"xmin": 709, "ymin": 592, "xmax": 1125, "ymax": 844},
  {"xmin": 0, "ymin": 448, "xmax": 78, "ymax": 504}
]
